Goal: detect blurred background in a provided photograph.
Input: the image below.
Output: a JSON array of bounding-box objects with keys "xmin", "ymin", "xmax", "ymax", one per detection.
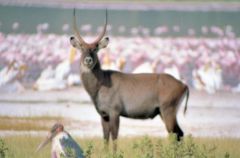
[
  {"xmin": 0, "ymin": 0, "xmax": 240, "ymax": 144},
  {"xmin": 0, "ymin": 0, "xmax": 240, "ymax": 93}
]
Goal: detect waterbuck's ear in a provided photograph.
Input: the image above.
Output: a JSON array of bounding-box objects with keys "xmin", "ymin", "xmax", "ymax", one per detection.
[
  {"xmin": 70, "ymin": 36, "xmax": 82, "ymax": 49},
  {"xmin": 98, "ymin": 37, "xmax": 109, "ymax": 49}
]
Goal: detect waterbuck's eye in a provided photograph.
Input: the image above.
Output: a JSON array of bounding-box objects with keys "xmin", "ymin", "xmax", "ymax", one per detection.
[{"xmin": 90, "ymin": 48, "xmax": 97, "ymax": 52}]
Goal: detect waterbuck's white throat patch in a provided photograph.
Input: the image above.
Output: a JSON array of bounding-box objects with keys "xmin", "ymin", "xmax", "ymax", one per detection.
[{"xmin": 80, "ymin": 62, "xmax": 92, "ymax": 73}]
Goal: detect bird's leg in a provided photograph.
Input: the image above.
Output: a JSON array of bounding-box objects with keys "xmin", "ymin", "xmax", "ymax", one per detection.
[{"xmin": 101, "ymin": 116, "xmax": 110, "ymax": 152}]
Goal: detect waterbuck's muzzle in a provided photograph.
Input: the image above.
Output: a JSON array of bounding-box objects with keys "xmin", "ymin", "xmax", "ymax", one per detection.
[{"xmin": 84, "ymin": 56, "xmax": 93, "ymax": 66}]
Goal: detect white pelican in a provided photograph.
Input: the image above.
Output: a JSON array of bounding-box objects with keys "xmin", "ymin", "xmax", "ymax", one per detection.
[
  {"xmin": 132, "ymin": 59, "xmax": 159, "ymax": 74},
  {"xmin": 36, "ymin": 123, "xmax": 84, "ymax": 158},
  {"xmin": 101, "ymin": 51, "xmax": 126, "ymax": 71},
  {"xmin": 55, "ymin": 46, "xmax": 76, "ymax": 81},
  {"xmin": 34, "ymin": 47, "xmax": 79, "ymax": 91},
  {"xmin": 192, "ymin": 62, "xmax": 222, "ymax": 94},
  {"xmin": 0, "ymin": 60, "xmax": 27, "ymax": 92},
  {"xmin": 132, "ymin": 62, "xmax": 153, "ymax": 73},
  {"xmin": 232, "ymin": 83, "xmax": 240, "ymax": 93},
  {"xmin": 164, "ymin": 64, "xmax": 181, "ymax": 80}
]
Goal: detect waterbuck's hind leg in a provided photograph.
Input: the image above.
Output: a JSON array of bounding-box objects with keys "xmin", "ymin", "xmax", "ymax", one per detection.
[
  {"xmin": 173, "ymin": 121, "xmax": 184, "ymax": 141},
  {"xmin": 109, "ymin": 114, "xmax": 120, "ymax": 153},
  {"xmin": 161, "ymin": 106, "xmax": 184, "ymax": 141},
  {"xmin": 101, "ymin": 116, "xmax": 110, "ymax": 151}
]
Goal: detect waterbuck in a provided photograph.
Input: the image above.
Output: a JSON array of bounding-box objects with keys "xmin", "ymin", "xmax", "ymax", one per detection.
[{"xmin": 70, "ymin": 9, "xmax": 189, "ymax": 151}]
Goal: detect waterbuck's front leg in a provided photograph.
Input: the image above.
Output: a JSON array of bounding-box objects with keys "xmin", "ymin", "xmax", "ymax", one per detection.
[
  {"xmin": 101, "ymin": 116, "xmax": 110, "ymax": 151},
  {"xmin": 109, "ymin": 113, "xmax": 120, "ymax": 153}
]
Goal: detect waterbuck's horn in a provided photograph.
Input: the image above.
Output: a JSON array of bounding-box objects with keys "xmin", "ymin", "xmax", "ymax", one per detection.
[
  {"xmin": 93, "ymin": 9, "xmax": 108, "ymax": 44},
  {"xmin": 73, "ymin": 8, "xmax": 88, "ymax": 46}
]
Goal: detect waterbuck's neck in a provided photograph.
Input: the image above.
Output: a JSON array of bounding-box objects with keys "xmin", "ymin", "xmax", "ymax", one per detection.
[{"xmin": 80, "ymin": 61, "xmax": 104, "ymax": 103}]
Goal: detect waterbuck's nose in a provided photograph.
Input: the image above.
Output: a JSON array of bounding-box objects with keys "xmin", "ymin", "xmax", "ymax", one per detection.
[
  {"xmin": 70, "ymin": 36, "xmax": 74, "ymax": 40},
  {"xmin": 84, "ymin": 56, "xmax": 93, "ymax": 65}
]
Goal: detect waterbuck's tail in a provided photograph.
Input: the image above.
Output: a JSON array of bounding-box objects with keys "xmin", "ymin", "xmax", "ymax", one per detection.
[{"xmin": 183, "ymin": 86, "xmax": 189, "ymax": 115}]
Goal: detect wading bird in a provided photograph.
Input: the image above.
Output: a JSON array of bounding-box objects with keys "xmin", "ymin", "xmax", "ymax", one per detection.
[
  {"xmin": 36, "ymin": 123, "xmax": 84, "ymax": 158},
  {"xmin": 34, "ymin": 47, "xmax": 79, "ymax": 91},
  {"xmin": 0, "ymin": 60, "xmax": 27, "ymax": 93}
]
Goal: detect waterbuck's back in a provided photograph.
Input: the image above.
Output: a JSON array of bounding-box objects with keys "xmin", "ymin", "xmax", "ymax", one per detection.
[{"xmin": 103, "ymin": 71, "xmax": 187, "ymax": 119}]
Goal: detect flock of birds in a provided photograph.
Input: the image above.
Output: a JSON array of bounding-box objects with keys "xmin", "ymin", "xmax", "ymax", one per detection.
[
  {"xmin": 1, "ymin": 32, "xmax": 239, "ymax": 94},
  {"xmin": 0, "ymin": 49, "xmax": 225, "ymax": 94},
  {"xmin": 33, "ymin": 47, "xmax": 80, "ymax": 91},
  {"xmin": 10, "ymin": 20, "xmax": 237, "ymax": 38}
]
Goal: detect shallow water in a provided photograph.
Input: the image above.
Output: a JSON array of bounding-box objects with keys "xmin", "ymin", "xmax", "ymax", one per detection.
[
  {"xmin": 0, "ymin": 5, "xmax": 240, "ymax": 36},
  {"xmin": 0, "ymin": 102, "xmax": 240, "ymax": 138},
  {"xmin": 0, "ymin": 103, "xmax": 98, "ymax": 120}
]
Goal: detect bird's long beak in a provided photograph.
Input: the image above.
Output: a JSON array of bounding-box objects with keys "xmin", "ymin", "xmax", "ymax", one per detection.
[
  {"xmin": 69, "ymin": 47, "xmax": 77, "ymax": 64},
  {"xmin": 6, "ymin": 61, "xmax": 15, "ymax": 74},
  {"xmin": 19, "ymin": 65, "xmax": 27, "ymax": 71},
  {"xmin": 35, "ymin": 133, "xmax": 54, "ymax": 153}
]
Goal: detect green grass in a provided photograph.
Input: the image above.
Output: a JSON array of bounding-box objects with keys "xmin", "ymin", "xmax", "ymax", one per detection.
[{"xmin": 1, "ymin": 135, "xmax": 240, "ymax": 158}]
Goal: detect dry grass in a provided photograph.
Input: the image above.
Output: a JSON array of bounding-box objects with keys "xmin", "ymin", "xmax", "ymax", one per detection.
[{"xmin": 0, "ymin": 116, "xmax": 64, "ymax": 131}]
